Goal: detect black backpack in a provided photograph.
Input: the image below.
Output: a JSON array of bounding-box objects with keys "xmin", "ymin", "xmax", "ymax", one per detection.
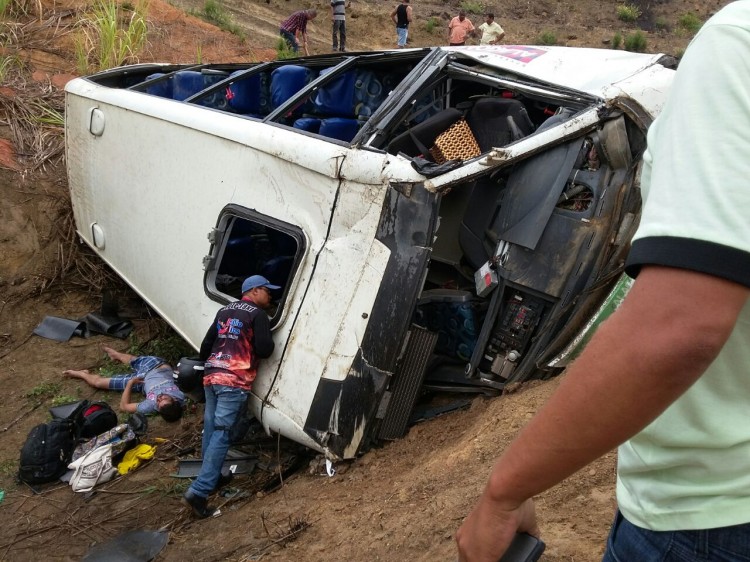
[
  {"xmin": 18, "ymin": 418, "xmax": 76, "ymax": 485},
  {"xmin": 79, "ymin": 401, "xmax": 118, "ymax": 440}
]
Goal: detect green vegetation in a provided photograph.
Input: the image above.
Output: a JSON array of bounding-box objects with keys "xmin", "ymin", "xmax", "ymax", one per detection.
[
  {"xmin": 196, "ymin": 0, "xmax": 245, "ymax": 40},
  {"xmin": 0, "ymin": 53, "xmax": 21, "ymax": 83},
  {"xmin": 623, "ymin": 30, "xmax": 647, "ymax": 52},
  {"xmin": 51, "ymin": 394, "xmax": 79, "ymax": 407},
  {"xmin": 30, "ymin": 100, "xmax": 64, "ymax": 126},
  {"xmin": 275, "ymin": 37, "xmax": 296, "ymax": 60},
  {"xmin": 425, "ymin": 16, "xmax": 440, "ymax": 34},
  {"xmin": 0, "ymin": 459, "xmax": 17, "ymax": 477},
  {"xmin": 99, "ymin": 357, "xmax": 131, "ymax": 377},
  {"xmin": 25, "ymin": 382, "xmax": 80, "ymax": 407},
  {"xmin": 535, "ymin": 31, "xmax": 557, "ymax": 46},
  {"xmin": 25, "ymin": 381, "xmax": 62, "ymax": 399},
  {"xmin": 0, "ymin": 0, "xmax": 30, "ymax": 18},
  {"xmin": 74, "ymin": 0, "xmax": 149, "ymax": 74},
  {"xmin": 654, "ymin": 17, "xmax": 670, "ymax": 31},
  {"xmin": 611, "ymin": 32, "xmax": 622, "ymax": 50},
  {"xmin": 678, "ymin": 12, "xmax": 702, "ymax": 34},
  {"xmin": 459, "ymin": 0, "xmax": 484, "ymax": 15},
  {"xmin": 616, "ymin": 4, "xmax": 641, "ymax": 23},
  {"xmin": 140, "ymin": 332, "xmax": 193, "ymax": 364}
]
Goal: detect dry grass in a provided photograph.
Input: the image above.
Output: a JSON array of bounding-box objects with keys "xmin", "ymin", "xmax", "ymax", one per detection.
[{"xmin": 0, "ymin": 8, "xmax": 128, "ymax": 298}]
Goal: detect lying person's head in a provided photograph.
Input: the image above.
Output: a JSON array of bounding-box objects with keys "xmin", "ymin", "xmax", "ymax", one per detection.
[{"xmin": 156, "ymin": 394, "xmax": 183, "ymax": 422}]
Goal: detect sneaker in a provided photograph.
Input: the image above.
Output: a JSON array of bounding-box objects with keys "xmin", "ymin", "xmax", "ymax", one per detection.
[
  {"xmin": 182, "ymin": 490, "xmax": 215, "ymax": 519},
  {"xmin": 339, "ymin": 48, "xmax": 346, "ymax": 52}
]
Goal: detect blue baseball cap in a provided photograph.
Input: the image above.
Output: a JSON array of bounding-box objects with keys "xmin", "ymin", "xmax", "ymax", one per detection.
[{"xmin": 242, "ymin": 275, "xmax": 281, "ymax": 294}]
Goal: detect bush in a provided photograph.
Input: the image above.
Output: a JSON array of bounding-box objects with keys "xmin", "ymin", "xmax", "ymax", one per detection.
[
  {"xmin": 536, "ymin": 31, "xmax": 557, "ymax": 46},
  {"xmin": 611, "ymin": 32, "xmax": 622, "ymax": 50},
  {"xmin": 623, "ymin": 30, "xmax": 647, "ymax": 52},
  {"xmin": 459, "ymin": 0, "xmax": 483, "ymax": 15},
  {"xmin": 276, "ymin": 37, "xmax": 296, "ymax": 60},
  {"xmin": 654, "ymin": 17, "xmax": 670, "ymax": 31},
  {"xmin": 200, "ymin": 0, "xmax": 245, "ymax": 40},
  {"xmin": 678, "ymin": 12, "xmax": 702, "ymax": 34},
  {"xmin": 74, "ymin": 0, "xmax": 149, "ymax": 74},
  {"xmin": 425, "ymin": 16, "xmax": 440, "ymax": 34},
  {"xmin": 616, "ymin": 4, "xmax": 641, "ymax": 23}
]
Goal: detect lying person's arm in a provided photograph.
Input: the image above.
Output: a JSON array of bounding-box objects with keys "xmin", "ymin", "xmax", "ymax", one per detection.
[{"xmin": 119, "ymin": 377, "xmax": 143, "ymax": 413}]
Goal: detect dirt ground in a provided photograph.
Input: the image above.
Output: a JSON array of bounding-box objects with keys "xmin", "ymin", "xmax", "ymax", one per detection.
[{"xmin": 0, "ymin": 0, "xmax": 730, "ymax": 560}]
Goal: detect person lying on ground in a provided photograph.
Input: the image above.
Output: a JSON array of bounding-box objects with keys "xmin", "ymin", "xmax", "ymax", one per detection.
[{"xmin": 64, "ymin": 346, "xmax": 185, "ymax": 422}]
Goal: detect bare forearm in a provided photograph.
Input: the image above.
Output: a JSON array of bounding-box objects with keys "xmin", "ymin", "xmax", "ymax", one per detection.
[
  {"xmin": 486, "ymin": 267, "xmax": 747, "ymax": 507},
  {"xmin": 119, "ymin": 379, "xmax": 139, "ymax": 412}
]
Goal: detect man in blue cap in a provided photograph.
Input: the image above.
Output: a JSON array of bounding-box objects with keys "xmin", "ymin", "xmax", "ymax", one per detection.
[{"xmin": 183, "ymin": 275, "xmax": 278, "ymax": 517}]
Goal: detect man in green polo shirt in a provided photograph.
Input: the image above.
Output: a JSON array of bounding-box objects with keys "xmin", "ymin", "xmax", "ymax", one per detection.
[{"xmin": 455, "ymin": 2, "xmax": 750, "ymax": 560}]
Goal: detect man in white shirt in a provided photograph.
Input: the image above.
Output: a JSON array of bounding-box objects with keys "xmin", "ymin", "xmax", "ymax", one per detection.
[{"xmin": 478, "ymin": 13, "xmax": 505, "ymax": 45}]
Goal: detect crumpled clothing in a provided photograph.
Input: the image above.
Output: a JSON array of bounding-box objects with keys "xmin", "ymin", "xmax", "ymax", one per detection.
[
  {"xmin": 73, "ymin": 423, "xmax": 136, "ymax": 462},
  {"xmin": 68, "ymin": 444, "xmax": 117, "ymax": 492},
  {"xmin": 117, "ymin": 443, "xmax": 156, "ymax": 475}
]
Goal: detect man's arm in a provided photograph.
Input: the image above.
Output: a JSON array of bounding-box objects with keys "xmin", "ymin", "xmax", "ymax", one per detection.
[
  {"xmin": 119, "ymin": 377, "xmax": 142, "ymax": 414},
  {"xmin": 406, "ymin": 5, "xmax": 412, "ymax": 22},
  {"xmin": 252, "ymin": 312, "xmax": 275, "ymax": 359},
  {"xmin": 390, "ymin": 6, "xmax": 397, "ymax": 24},
  {"xmin": 199, "ymin": 319, "xmax": 218, "ymax": 361},
  {"xmin": 456, "ymin": 265, "xmax": 749, "ymax": 561}
]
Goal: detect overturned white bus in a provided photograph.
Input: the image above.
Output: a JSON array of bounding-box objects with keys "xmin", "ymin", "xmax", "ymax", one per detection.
[{"xmin": 65, "ymin": 46, "xmax": 675, "ymax": 459}]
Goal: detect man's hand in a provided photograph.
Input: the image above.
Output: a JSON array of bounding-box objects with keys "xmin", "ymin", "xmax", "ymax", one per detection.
[
  {"xmin": 456, "ymin": 495, "xmax": 538, "ymax": 562},
  {"xmin": 120, "ymin": 376, "xmax": 142, "ymax": 413}
]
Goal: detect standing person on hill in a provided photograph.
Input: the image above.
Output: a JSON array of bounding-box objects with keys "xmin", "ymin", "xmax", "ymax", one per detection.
[
  {"xmin": 182, "ymin": 275, "xmax": 277, "ymax": 518},
  {"xmin": 279, "ymin": 9, "xmax": 317, "ymax": 55},
  {"xmin": 478, "ymin": 13, "xmax": 505, "ymax": 45},
  {"xmin": 331, "ymin": 0, "xmax": 351, "ymax": 52},
  {"xmin": 390, "ymin": 0, "xmax": 412, "ymax": 49},
  {"xmin": 448, "ymin": 10, "xmax": 475, "ymax": 46},
  {"xmin": 455, "ymin": 3, "xmax": 750, "ymax": 561}
]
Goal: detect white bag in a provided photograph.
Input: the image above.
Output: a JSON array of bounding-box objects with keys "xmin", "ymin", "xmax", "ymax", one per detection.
[{"xmin": 67, "ymin": 443, "xmax": 118, "ymax": 492}]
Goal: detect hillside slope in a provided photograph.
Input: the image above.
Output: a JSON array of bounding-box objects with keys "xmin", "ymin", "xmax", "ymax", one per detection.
[{"xmin": 0, "ymin": 0, "xmax": 729, "ymax": 560}]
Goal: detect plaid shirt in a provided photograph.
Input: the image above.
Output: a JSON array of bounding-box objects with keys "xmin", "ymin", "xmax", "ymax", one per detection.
[{"xmin": 280, "ymin": 11, "xmax": 309, "ymax": 34}]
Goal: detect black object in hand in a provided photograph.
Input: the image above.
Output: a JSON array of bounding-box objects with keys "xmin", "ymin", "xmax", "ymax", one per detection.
[{"xmin": 498, "ymin": 533, "xmax": 545, "ymax": 562}]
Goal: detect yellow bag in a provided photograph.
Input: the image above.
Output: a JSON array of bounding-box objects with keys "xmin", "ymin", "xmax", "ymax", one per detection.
[{"xmin": 117, "ymin": 443, "xmax": 156, "ymax": 475}]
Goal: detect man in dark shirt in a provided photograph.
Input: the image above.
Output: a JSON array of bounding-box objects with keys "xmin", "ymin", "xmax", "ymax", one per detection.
[
  {"xmin": 280, "ymin": 9, "xmax": 317, "ymax": 55},
  {"xmin": 182, "ymin": 275, "xmax": 277, "ymax": 518},
  {"xmin": 390, "ymin": 0, "xmax": 412, "ymax": 48}
]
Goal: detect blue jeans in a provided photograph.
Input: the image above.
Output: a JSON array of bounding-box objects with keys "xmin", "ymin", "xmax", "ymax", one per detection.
[
  {"xmin": 279, "ymin": 28, "xmax": 298, "ymax": 52},
  {"xmin": 396, "ymin": 26, "xmax": 408, "ymax": 47},
  {"xmin": 187, "ymin": 384, "xmax": 248, "ymax": 498},
  {"xmin": 603, "ymin": 510, "xmax": 750, "ymax": 562}
]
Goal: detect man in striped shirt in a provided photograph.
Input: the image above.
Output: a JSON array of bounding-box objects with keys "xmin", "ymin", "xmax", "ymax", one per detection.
[{"xmin": 331, "ymin": 0, "xmax": 351, "ymax": 52}]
